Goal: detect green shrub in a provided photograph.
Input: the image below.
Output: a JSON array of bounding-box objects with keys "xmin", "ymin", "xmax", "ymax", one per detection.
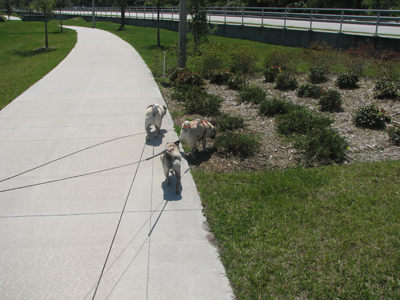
[
  {"xmin": 387, "ymin": 123, "xmax": 400, "ymax": 145},
  {"xmin": 276, "ymin": 109, "xmax": 334, "ymax": 135},
  {"xmin": 170, "ymin": 68, "xmax": 205, "ymax": 86},
  {"xmin": 171, "ymin": 84, "xmax": 206, "ymax": 102},
  {"xmin": 209, "ymin": 69, "xmax": 232, "ymax": 85},
  {"xmin": 263, "ymin": 66, "xmax": 281, "ymax": 82},
  {"xmin": 297, "ymin": 84, "xmax": 324, "ymax": 99},
  {"xmin": 346, "ymin": 42, "xmax": 377, "ymax": 76},
  {"xmin": 274, "ymin": 71, "xmax": 298, "ymax": 91},
  {"xmin": 263, "ymin": 49, "xmax": 297, "ymax": 73},
  {"xmin": 336, "ymin": 73, "xmax": 359, "ymax": 89},
  {"xmin": 229, "ymin": 45, "xmax": 258, "ymax": 75},
  {"xmin": 259, "ymin": 98, "xmax": 303, "ymax": 117},
  {"xmin": 303, "ymin": 41, "xmax": 339, "ymax": 72},
  {"xmin": 184, "ymin": 93, "xmax": 223, "ymax": 116},
  {"xmin": 374, "ymin": 79, "xmax": 400, "ymax": 100},
  {"xmin": 294, "ymin": 128, "xmax": 349, "ymax": 164},
  {"xmin": 236, "ymin": 85, "xmax": 267, "ymax": 104},
  {"xmin": 353, "ymin": 104, "xmax": 392, "ymax": 129},
  {"xmin": 308, "ymin": 66, "xmax": 329, "ymax": 84},
  {"xmin": 216, "ymin": 112, "xmax": 246, "ymax": 131},
  {"xmin": 214, "ymin": 131, "xmax": 260, "ymax": 157},
  {"xmin": 192, "ymin": 43, "xmax": 229, "ymax": 78},
  {"xmin": 227, "ymin": 74, "xmax": 247, "ymax": 90},
  {"xmin": 319, "ymin": 89, "xmax": 343, "ymax": 112}
]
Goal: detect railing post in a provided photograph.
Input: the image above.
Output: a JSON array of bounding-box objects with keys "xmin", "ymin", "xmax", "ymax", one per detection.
[
  {"xmin": 224, "ymin": 7, "xmax": 226, "ymax": 25},
  {"xmin": 242, "ymin": 8, "xmax": 244, "ymax": 26},
  {"xmin": 261, "ymin": 8, "xmax": 264, "ymax": 27},
  {"xmin": 144, "ymin": 6, "xmax": 145, "ymax": 19},
  {"xmin": 375, "ymin": 12, "xmax": 380, "ymax": 36},
  {"xmin": 284, "ymin": 8, "xmax": 287, "ymax": 29},
  {"xmin": 310, "ymin": 9, "xmax": 313, "ymax": 30},
  {"xmin": 339, "ymin": 10, "xmax": 343, "ymax": 33}
]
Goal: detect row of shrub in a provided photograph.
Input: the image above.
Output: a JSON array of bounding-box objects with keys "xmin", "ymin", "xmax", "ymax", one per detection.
[
  {"xmin": 169, "ymin": 67, "xmax": 399, "ymax": 161},
  {"xmin": 258, "ymin": 98, "xmax": 348, "ymax": 165},
  {"xmin": 169, "ymin": 71, "xmax": 261, "ymax": 157}
]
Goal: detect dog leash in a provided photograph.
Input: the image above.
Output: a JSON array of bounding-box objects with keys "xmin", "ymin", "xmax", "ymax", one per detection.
[
  {"xmin": 145, "ymin": 147, "xmax": 174, "ymax": 161},
  {"xmin": 0, "ymin": 147, "xmax": 176, "ymax": 194}
]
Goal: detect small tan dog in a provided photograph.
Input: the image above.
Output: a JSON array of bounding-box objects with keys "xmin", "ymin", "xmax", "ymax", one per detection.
[
  {"xmin": 160, "ymin": 141, "xmax": 181, "ymax": 194},
  {"xmin": 179, "ymin": 120, "xmax": 217, "ymax": 159},
  {"xmin": 145, "ymin": 103, "xmax": 167, "ymax": 141}
]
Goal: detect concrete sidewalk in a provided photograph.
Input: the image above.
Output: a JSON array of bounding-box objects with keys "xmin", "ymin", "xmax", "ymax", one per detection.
[{"xmin": 0, "ymin": 26, "xmax": 232, "ymax": 300}]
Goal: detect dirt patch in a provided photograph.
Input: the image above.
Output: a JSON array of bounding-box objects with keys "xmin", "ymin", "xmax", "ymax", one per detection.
[{"xmin": 160, "ymin": 74, "xmax": 400, "ymax": 172}]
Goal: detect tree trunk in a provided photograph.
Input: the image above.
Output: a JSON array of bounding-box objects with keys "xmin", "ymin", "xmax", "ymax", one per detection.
[
  {"xmin": 45, "ymin": 10, "xmax": 48, "ymax": 48},
  {"xmin": 59, "ymin": 8, "xmax": 63, "ymax": 32},
  {"xmin": 118, "ymin": 5, "xmax": 125, "ymax": 31}
]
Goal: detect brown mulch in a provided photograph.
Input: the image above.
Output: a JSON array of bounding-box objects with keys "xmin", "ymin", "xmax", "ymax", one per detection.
[{"xmin": 160, "ymin": 74, "xmax": 400, "ymax": 173}]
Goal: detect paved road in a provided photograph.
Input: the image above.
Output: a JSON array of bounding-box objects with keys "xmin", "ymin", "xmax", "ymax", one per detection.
[
  {"xmin": 0, "ymin": 26, "xmax": 233, "ymax": 300},
  {"xmin": 1, "ymin": 15, "xmax": 21, "ymax": 20}
]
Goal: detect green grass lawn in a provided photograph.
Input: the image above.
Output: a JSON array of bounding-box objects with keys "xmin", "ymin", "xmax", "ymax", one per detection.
[
  {"xmin": 193, "ymin": 161, "xmax": 400, "ymax": 299},
  {"xmin": 0, "ymin": 20, "xmax": 76, "ymax": 110},
  {"xmin": 2, "ymin": 17, "xmax": 399, "ymax": 299}
]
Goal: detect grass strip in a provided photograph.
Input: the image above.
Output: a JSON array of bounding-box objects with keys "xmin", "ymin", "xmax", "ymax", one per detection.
[
  {"xmin": 193, "ymin": 160, "xmax": 400, "ymax": 299},
  {"xmin": 0, "ymin": 20, "xmax": 77, "ymax": 110}
]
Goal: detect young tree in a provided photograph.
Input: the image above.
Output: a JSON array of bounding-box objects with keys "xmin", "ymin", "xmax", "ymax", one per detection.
[
  {"xmin": 3, "ymin": 0, "xmax": 13, "ymax": 20},
  {"xmin": 151, "ymin": 0, "xmax": 164, "ymax": 46},
  {"xmin": 35, "ymin": 0, "xmax": 55, "ymax": 48},
  {"xmin": 117, "ymin": 0, "xmax": 126, "ymax": 30},
  {"xmin": 188, "ymin": 0, "xmax": 210, "ymax": 53},
  {"xmin": 55, "ymin": 0, "xmax": 68, "ymax": 32}
]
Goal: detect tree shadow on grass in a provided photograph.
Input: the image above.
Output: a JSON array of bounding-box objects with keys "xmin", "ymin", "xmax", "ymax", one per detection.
[{"xmin": 13, "ymin": 47, "xmax": 57, "ymax": 57}]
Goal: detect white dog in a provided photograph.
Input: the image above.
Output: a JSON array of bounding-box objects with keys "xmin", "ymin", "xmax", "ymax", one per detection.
[
  {"xmin": 179, "ymin": 120, "xmax": 217, "ymax": 159},
  {"xmin": 160, "ymin": 141, "xmax": 181, "ymax": 194},
  {"xmin": 145, "ymin": 103, "xmax": 167, "ymax": 141}
]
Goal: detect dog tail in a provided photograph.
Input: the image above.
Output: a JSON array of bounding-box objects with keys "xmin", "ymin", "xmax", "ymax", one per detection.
[{"xmin": 152, "ymin": 103, "xmax": 159, "ymax": 116}]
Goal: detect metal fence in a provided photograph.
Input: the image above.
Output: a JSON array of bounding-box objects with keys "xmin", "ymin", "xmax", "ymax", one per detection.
[{"xmin": 16, "ymin": 6, "xmax": 400, "ymax": 35}]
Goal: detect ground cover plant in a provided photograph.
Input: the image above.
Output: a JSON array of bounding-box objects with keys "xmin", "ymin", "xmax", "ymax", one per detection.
[
  {"xmin": 0, "ymin": 20, "xmax": 77, "ymax": 109},
  {"xmin": 354, "ymin": 104, "xmax": 392, "ymax": 129},
  {"xmin": 6, "ymin": 18, "xmax": 400, "ymax": 299},
  {"xmin": 318, "ymin": 89, "xmax": 343, "ymax": 112}
]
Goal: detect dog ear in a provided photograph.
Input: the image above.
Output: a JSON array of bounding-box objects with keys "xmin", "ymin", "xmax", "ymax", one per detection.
[{"xmin": 174, "ymin": 140, "xmax": 180, "ymax": 147}]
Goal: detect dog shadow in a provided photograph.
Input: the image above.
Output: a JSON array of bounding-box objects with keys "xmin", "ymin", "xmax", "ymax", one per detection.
[
  {"xmin": 145, "ymin": 129, "xmax": 168, "ymax": 147},
  {"xmin": 161, "ymin": 173, "xmax": 182, "ymax": 201},
  {"xmin": 185, "ymin": 147, "xmax": 218, "ymax": 166}
]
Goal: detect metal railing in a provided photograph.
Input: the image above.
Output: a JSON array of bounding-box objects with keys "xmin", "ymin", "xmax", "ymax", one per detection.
[{"xmin": 16, "ymin": 6, "xmax": 400, "ymax": 35}]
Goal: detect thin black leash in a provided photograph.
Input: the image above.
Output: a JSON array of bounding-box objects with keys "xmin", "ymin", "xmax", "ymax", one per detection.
[
  {"xmin": 0, "ymin": 132, "xmax": 146, "ymax": 184},
  {"xmin": 82, "ymin": 199, "xmax": 166, "ymax": 300},
  {"xmin": 0, "ymin": 149, "xmax": 171, "ymax": 194},
  {"xmin": 0, "ymin": 160, "xmax": 140, "ymax": 193},
  {"xmin": 91, "ymin": 143, "xmax": 146, "ymax": 300}
]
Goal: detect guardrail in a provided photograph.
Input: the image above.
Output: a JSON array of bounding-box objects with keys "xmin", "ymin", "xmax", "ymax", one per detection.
[{"xmin": 15, "ymin": 6, "xmax": 400, "ymax": 35}]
